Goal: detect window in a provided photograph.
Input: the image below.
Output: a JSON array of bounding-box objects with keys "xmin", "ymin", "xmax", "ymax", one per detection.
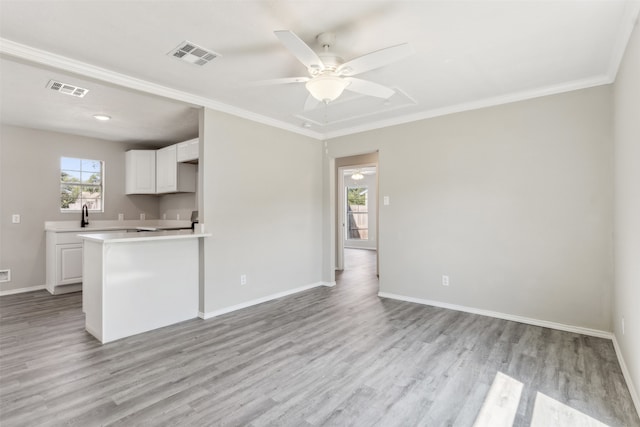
[
  {"xmin": 60, "ymin": 157, "xmax": 104, "ymax": 212},
  {"xmin": 346, "ymin": 186, "xmax": 368, "ymax": 240}
]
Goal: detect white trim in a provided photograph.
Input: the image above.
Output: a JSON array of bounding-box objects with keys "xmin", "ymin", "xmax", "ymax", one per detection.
[
  {"xmin": 377, "ymin": 292, "xmax": 613, "ymax": 339},
  {"xmin": 323, "ymin": 281, "xmax": 336, "ymax": 287},
  {"xmin": 612, "ymin": 335, "xmax": 640, "ymax": 419},
  {"xmin": 0, "ymin": 285, "xmax": 46, "ymax": 296},
  {"xmin": 324, "ymin": 76, "xmax": 611, "ymax": 140},
  {"xmin": 0, "ymin": 38, "xmax": 324, "ymax": 141},
  {"xmin": 199, "ymin": 281, "xmax": 329, "ymax": 319}
]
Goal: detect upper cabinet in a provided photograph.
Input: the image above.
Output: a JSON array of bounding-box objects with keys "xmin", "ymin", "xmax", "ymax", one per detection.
[
  {"xmin": 126, "ymin": 141, "xmax": 197, "ymax": 195},
  {"xmin": 156, "ymin": 144, "xmax": 196, "ymax": 194},
  {"xmin": 125, "ymin": 150, "xmax": 156, "ymax": 194},
  {"xmin": 176, "ymin": 138, "xmax": 199, "ymax": 163}
]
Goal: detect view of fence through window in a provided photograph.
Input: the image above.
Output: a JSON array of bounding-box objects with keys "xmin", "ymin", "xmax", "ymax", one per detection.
[
  {"xmin": 60, "ymin": 157, "xmax": 103, "ymax": 212},
  {"xmin": 347, "ymin": 186, "xmax": 368, "ymax": 240}
]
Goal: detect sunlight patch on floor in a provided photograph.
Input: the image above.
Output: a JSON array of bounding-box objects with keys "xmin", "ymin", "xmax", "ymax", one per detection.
[
  {"xmin": 473, "ymin": 371, "xmax": 523, "ymax": 427},
  {"xmin": 473, "ymin": 372, "xmax": 610, "ymax": 427},
  {"xmin": 530, "ymin": 392, "xmax": 609, "ymax": 427}
]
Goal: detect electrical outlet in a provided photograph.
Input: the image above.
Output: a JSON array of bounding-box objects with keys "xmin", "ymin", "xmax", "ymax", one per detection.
[
  {"xmin": 0, "ymin": 270, "xmax": 10, "ymax": 282},
  {"xmin": 240, "ymin": 274, "xmax": 247, "ymax": 285},
  {"xmin": 622, "ymin": 317, "xmax": 625, "ymax": 335},
  {"xmin": 162, "ymin": 213, "xmax": 167, "ymax": 220},
  {"xmin": 11, "ymin": 214, "xmax": 20, "ymax": 224},
  {"xmin": 140, "ymin": 213, "xmax": 145, "ymax": 221},
  {"xmin": 442, "ymin": 275, "xmax": 449, "ymax": 286},
  {"xmin": 118, "ymin": 213, "xmax": 124, "ymax": 221},
  {"xmin": 177, "ymin": 214, "xmax": 180, "ymax": 220}
]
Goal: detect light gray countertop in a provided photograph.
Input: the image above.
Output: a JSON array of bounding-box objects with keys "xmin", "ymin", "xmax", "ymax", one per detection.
[
  {"xmin": 45, "ymin": 220, "xmax": 193, "ymax": 233},
  {"xmin": 78, "ymin": 229, "xmax": 210, "ymax": 243}
]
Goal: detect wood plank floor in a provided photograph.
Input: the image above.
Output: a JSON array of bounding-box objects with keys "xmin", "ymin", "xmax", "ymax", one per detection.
[{"xmin": 1, "ymin": 249, "xmax": 638, "ymax": 426}]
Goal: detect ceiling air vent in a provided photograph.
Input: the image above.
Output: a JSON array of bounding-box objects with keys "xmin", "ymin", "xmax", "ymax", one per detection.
[
  {"xmin": 168, "ymin": 41, "xmax": 220, "ymax": 66},
  {"xmin": 46, "ymin": 80, "xmax": 89, "ymax": 98}
]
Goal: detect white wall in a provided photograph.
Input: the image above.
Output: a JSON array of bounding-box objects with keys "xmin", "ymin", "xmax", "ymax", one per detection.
[
  {"xmin": 326, "ymin": 86, "xmax": 613, "ymax": 332},
  {"xmin": 612, "ymin": 18, "xmax": 640, "ymax": 412},
  {"xmin": 199, "ymin": 109, "xmax": 324, "ymax": 315}
]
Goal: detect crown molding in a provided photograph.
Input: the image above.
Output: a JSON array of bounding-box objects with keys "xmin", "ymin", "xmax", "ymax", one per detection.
[
  {"xmin": 323, "ymin": 75, "xmax": 612, "ymax": 140},
  {"xmin": 0, "ymin": 38, "xmax": 324, "ymax": 141}
]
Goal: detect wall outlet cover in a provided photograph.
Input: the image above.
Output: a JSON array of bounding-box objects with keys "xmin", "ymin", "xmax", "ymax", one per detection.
[{"xmin": 0, "ymin": 270, "xmax": 10, "ymax": 282}]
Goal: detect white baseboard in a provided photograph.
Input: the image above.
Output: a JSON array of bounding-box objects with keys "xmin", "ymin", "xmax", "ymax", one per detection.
[
  {"xmin": 377, "ymin": 292, "xmax": 613, "ymax": 339},
  {"xmin": 199, "ymin": 281, "xmax": 332, "ymax": 320},
  {"xmin": 612, "ymin": 335, "xmax": 640, "ymax": 419},
  {"xmin": 0, "ymin": 285, "xmax": 46, "ymax": 296}
]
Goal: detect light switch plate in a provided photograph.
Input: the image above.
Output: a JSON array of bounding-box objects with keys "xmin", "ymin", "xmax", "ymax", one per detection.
[
  {"xmin": 383, "ymin": 196, "xmax": 390, "ymax": 206},
  {"xmin": 11, "ymin": 214, "xmax": 20, "ymax": 224}
]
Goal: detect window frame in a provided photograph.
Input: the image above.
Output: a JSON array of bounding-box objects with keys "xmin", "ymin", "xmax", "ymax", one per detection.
[{"xmin": 60, "ymin": 157, "xmax": 105, "ymax": 213}]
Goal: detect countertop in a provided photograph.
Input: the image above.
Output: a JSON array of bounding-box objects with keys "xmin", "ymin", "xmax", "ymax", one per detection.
[
  {"xmin": 78, "ymin": 229, "xmax": 210, "ymax": 243},
  {"xmin": 45, "ymin": 220, "xmax": 193, "ymax": 232}
]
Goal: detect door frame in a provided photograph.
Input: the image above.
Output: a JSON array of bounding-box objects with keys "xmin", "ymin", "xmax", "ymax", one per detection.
[{"xmin": 334, "ymin": 154, "xmax": 378, "ymax": 274}]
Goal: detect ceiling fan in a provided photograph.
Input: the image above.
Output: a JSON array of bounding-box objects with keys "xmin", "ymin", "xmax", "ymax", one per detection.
[{"xmin": 264, "ymin": 30, "xmax": 413, "ymax": 110}]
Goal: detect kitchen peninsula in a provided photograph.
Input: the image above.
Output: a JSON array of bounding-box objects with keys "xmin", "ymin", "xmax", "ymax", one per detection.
[{"xmin": 79, "ymin": 229, "xmax": 209, "ymax": 344}]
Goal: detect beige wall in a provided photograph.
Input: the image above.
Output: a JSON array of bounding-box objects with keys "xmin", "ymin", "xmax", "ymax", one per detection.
[
  {"xmin": 0, "ymin": 125, "xmax": 160, "ymax": 292},
  {"xmin": 199, "ymin": 109, "xmax": 324, "ymax": 314},
  {"xmin": 326, "ymin": 86, "xmax": 613, "ymax": 331},
  {"xmin": 613, "ymin": 18, "xmax": 640, "ymax": 410}
]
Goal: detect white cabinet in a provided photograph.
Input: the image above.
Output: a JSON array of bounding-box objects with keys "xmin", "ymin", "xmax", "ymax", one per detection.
[
  {"xmin": 125, "ymin": 150, "xmax": 156, "ymax": 194},
  {"xmin": 156, "ymin": 144, "xmax": 196, "ymax": 194},
  {"xmin": 126, "ymin": 146, "xmax": 196, "ymax": 195},
  {"xmin": 177, "ymin": 138, "xmax": 199, "ymax": 163},
  {"xmin": 57, "ymin": 245, "xmax": 83, "ymax": 284},
  {"xmin": 46, "ymin": 231, "xmax": 83, "ymax": 294}
]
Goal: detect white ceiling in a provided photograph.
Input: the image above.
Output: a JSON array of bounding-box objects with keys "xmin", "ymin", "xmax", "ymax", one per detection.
[{"xmin": 1, "ymin": 1, "xmax": 639, "ymax": 143}]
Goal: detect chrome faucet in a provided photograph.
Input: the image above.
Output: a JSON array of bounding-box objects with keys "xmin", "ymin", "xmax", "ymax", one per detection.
[{"xmin": 81, "ymin": 204, "xmax": 89, "ymax": 228}]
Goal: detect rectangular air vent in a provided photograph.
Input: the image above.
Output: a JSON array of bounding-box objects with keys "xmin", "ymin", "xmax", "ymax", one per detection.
[
  {"xmin": 46, "ymin": 80, "xmax": 89, "ymax": 97},
  {"xmin": 168, "ymin": 41, "xmax": 220, "ymax": 66}
]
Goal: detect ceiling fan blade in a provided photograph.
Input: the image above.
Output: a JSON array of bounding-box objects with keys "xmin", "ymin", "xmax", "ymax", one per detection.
[
  {"xmin": 337, "ymin": 43, "xmax": 413, "ymax": 76},
  {"xmin": 246, "ymin": 77, "xmax": 309, "ymax": 86},
  {"xmin": 344, "ymin": 77, "xmax": 395, "ymax": 99},
  {"xmin": 304, "ymin": 93, "xmax": 321, "ymax": 111},
  {"xmin": 274, "ymin": 30, "xmax": 324, "ymax": 72}
]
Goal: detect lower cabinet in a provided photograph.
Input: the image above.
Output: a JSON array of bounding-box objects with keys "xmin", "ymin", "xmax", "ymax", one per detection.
[
  {"xmin": 46, "ymin": 231, "xmax": 84, "ymax": 294},
  {"xmin": 57, "ymin": 245, "xmax": 83, "ymax": 285}
]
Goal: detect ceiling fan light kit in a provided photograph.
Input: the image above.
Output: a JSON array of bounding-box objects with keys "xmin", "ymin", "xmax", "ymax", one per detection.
[
  {"xmin": 306, "ymin": 74, "xmax": 350, "ymax": 103},
  {"xmin": 271, "ymin": 30, "xmax": 413, "ymax": 108}
]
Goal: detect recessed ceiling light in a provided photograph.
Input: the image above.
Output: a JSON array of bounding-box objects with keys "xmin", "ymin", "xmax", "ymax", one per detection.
[{"xmin": 93, "ymin": 114, "xmax": 111, "ymax": 121}]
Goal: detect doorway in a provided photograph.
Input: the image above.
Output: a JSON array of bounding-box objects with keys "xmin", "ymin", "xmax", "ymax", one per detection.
[{"xmin": 335, "ymin": 153, "xmax": 378, "ymax": 282}]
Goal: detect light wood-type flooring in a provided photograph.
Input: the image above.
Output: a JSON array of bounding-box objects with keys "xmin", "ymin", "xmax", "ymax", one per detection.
[{"xmin": 1, "ymin": 249, "xmax": 638, "ymax": 426}]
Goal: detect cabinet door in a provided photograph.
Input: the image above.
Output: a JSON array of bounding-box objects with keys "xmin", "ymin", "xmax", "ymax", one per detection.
[
  {"xmin": 156, "ymin": 145, "xmax": 177, "ymax": 193},
  {"xmin": 57, "ymin": 244, "xmax": 83, "ymax": 285},
  {"xmin": 126, "ymin": 150, "xmax": 156, "ymax": 194}
]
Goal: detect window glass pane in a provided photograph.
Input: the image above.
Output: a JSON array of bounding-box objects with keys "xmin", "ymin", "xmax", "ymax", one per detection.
[
  {"xmin": 81, "ymin": 171, "xmax": 101, "ymax": 184},
  {"xmin": 82, "ymin": 159, "xmax": 101, "ymax": 173},
  {"xmin": 61, "ymin": 184, "xmax": 81, "ymax": 210},
  {"xmin": 61, "ymin": 157, "xmax": 81, "ymax": 171},
  {"xmin": 61, "ymin": 170, "xmax": 81, "ymax": 182}
]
